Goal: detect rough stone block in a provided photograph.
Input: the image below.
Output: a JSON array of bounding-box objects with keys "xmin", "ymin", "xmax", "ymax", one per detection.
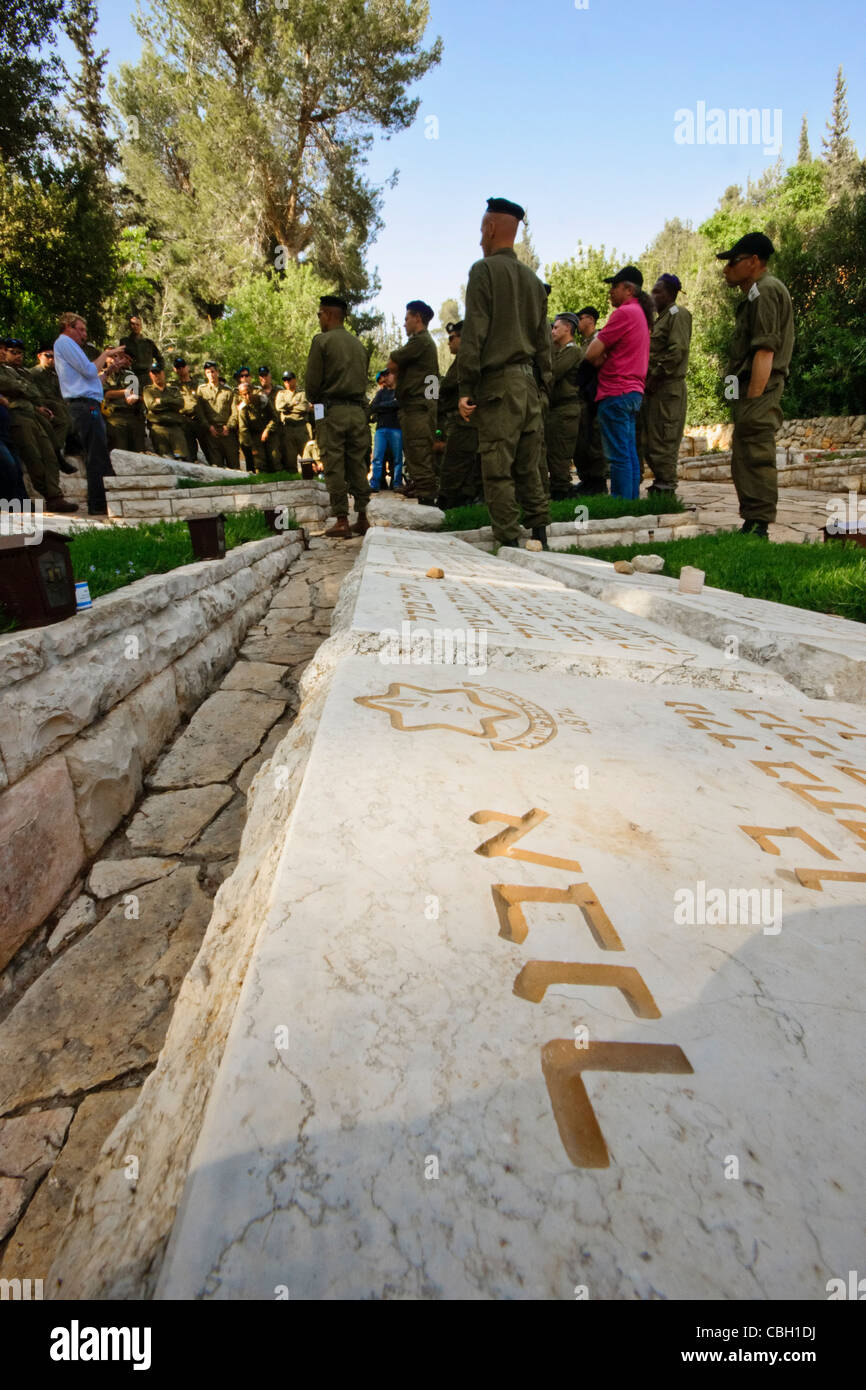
[
  {"xmin": 0, "ymin": 1109, "xmax": 74, "ymax": 1241},
  {"xmin": 0, "ymin": 756, "xmax": 86, "ymax": 971},
  {"xmin": 63, "ymin": 704, "xmax": 143, "ymax": 857},
  {"xmin": 123, "ymin": 668, "xmax": 181, "ymax": 772},
  {"xmin": 149, "ymin": 691, "xmax": 287, "ymax": 789},
  {"xmin": 126, "ymin": 785, "xmax": 234, "ymax": 855}
]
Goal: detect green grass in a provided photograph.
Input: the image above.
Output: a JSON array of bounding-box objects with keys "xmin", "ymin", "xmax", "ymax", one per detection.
[
  {"xmin": 176, "ymin": 470, "xmax": 302, "ymax": 489},
  {"xmin": 441, "ymin": 493, "xmax": 684, "ymax": 533},
  {"xmin": 569, "ymin": 531, "xmax": 866, "ymax": 623},
  {"xmin": 68, "ymin": 511, "xmax": 285, "ymax": 600}
]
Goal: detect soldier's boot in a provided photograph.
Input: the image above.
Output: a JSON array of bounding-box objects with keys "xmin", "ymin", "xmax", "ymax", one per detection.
[
  {"xmin": 325, "ymin": 516, "xmax": 353, "ymax": 540},
  {"xmin": 531, "ymin": 526, "xmax": 549, "ymax": 551},
  {"xmin": 740, "ymin": 520, "xmax": 769, "ymax": 539},
  {"xmin": 351, "ymin": 512, "xmax": 370, "ymax": 537},
  {"xmin": 46, "ymin": 497, "xmax": 79, "ymax": 513},
  {"xmin": 57, "ymin": 452, "xmax": 79, "ymax": 475},
  {"xmin": 500, "ymin": 538, "xmax": 519, "ymax": 549}
]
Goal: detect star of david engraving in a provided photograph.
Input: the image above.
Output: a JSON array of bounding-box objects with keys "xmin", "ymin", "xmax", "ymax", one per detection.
[{"xmin": 355, "ymin": 684, "xmax": 520, "ymax": 739}]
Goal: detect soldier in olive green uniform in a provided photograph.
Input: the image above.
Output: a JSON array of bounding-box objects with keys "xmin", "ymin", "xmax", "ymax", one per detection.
[
  {"xmin": 231, "ymin": 377, "xmax": 281, "ymax": 472},
  {"xmin": 0, "ymin": 339, "xmax": 75, "ymax": 509},
  {"xmin": 197, "ymin": 361, "xmax": 240, "ymax": 469},
  {"xmin": 29, "ymin": 344, "xmax": 72, "ymax": 459},
  {"xmin": 545, "ymin": 313, "xmax": 584, "ymax": 498},
  {"xmin": 173, "ymin": 357, "xmax": 205, "ymax": 462},
  {"xmin": 274, "ymin": 371, "xmax": 312, "ymax": 470},
  {"xmin": 143, "ymin": 365, "xmax": 189, "ymax": 458},
  {"xmin": 304, "ymin": 293, "xmax": 371, "ymax": 538},
  {"xmin": 639, "ymin": 275, "xmax": 692, "ymax": 495},
  {"xmin": 120, "ymin": 315, "xmax": 163, "ymax": 452},
  {"xmin": 458, "ymin": 197, "xmax": 551, "ymax": 548},
  {"xmin": 436, "ymin": 320, "xmax": 482, "ymax": 510},
  {"xmin": 102, "ymin": 366, "xmax": 141, "ymax": 451},
  {"xmin": 717, "ymin": 233, "xmax": 795, "ymax": 536},
  {"xmin": 388, "ymin": 300, "xmax": 439, "ymax": 505}
]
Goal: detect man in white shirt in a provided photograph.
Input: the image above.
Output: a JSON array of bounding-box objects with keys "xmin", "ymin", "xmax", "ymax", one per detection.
[{"xmin": 54, "ymin": 312, "xmax": 128, "ymax": 516}]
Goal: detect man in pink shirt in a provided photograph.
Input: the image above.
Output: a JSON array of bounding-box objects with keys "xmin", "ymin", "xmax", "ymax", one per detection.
[{"xmin": 584, "ymin": 265, "xmax": 651, "ymax": 499}]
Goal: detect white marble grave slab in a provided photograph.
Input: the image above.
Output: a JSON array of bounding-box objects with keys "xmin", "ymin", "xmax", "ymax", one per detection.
[
  {"xmin": 340, "ymin": 531, "xmax": 795, "ymax": 695},
  {"xmin": 158, "ymin": 647, "xmax": 866, "ymax": 1301},
  {"xmin": 499, "ymin": 548, "xmax": 866, "ymax": 704}
]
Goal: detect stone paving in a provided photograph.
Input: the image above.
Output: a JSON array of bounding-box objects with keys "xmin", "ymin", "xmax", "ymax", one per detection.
[
  {"xmin": 0, "ymin": 536, "xmax": 359, "ymax": 1285},
  {"xmin": 675, "ymin": 479, "xmax": 837, "ymax": 543}
]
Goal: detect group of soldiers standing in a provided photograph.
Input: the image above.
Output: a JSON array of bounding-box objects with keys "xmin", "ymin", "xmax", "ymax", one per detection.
[
  {"xmin": 103, "ymin": 316, "xmax": 314, "ymax": 473},
  {"xmin": 306, "ymin": 201, "xmax": 793, "ymax": 545}
]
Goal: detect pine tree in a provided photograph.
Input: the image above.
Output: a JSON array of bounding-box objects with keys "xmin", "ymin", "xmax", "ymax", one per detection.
[
  {"xmin": 0, "ymin": 0, "xmax": 68, "ymax": 175},
  {"xmin": 514, "ymin": 215, "xmax": 541, "ymax": 272},
  {"xmin": 64, "ymin": 0, "xmax": 117, "ymax": 168},
  {"xmin": 822, "ymin": 66, "xmax": 858, "ymax": 196},
  {"xmin": 797, "ymin": 114, "xmax": 810, "ymax": 165}
]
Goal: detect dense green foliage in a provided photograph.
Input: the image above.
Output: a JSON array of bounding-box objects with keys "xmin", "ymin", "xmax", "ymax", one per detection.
[{"xmin": 569, "ymin": 532, "xmax": 866, "ymax": 622}]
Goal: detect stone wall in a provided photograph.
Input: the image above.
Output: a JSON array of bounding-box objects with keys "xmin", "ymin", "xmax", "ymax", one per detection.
[
  {"xmin": 453, "ymin": 510, "xmax": 709, "ymax": 552},
  {"xmin": 683, "ymin": 414, "xmax": 866, "ymax": 455},
  {"xmin": 105, "ymin": 474, "xmax": 331, "ymax": 528},
  {"xmin": 0, "ymin": 532, "xmax": 304, "ymax": 971}
]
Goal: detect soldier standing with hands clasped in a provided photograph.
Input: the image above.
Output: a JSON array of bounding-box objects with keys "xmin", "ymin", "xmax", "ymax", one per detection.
[
  {"xmin": 640, "ymin": 274, "xmax": 692, "ymax": 498},
  {"xmin": 304, "ymin": 294, "xmax": 372, "ymax": 539},
  {"xmin": 716, "ymin": 233, "xmax": 794, "ymax": 538},
  {"xmin": 458, "ymin": 196, "xmax": 551, "ymax": 549},
  {"xmin": 388, "ymin": 300, "xmax": 440, "ymax": 506}
]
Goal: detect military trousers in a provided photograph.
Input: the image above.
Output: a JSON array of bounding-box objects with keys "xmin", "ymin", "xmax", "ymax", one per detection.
[
  {"xmin": 149, "ymin": 421, "xmax": 189, "ymax": 458},
  {"xmin": 640, "ymin": 379, "xmax": 686, "ymax": 491},
  {"xmin": 181, "ymin": 420, "xmax": 206, "ymax": 464},
  {"xmin": 317, "ymin": 401, "xmax": 372, "ymax": 517},
  {"xmin": 437, "ymin": 424, "xmax": 482, "ymax": 510},
  {"xmin": 281, "ymin": 421, "xmax": 310, "ymax": 472},
  {"xmin": 105, "ymin": 415, "xmax": 140, "ymax": 453},
  {"xmin": 545, "ymin": 402, "xmax": 581, "ymax": 496},
  {"xmin": 39, "ymin": 402, "xmax": 70, "ymax": 455},
  {"xmin": 731, "ymin": 377, "xmax": 785, "ymax": 524},
  {"xmin": 263, "ymin": 432, "xmax": 284, "ymax": 472},
  {"xmin": 204, "ymin": 430, "xmax": 240, "ymax": 470},
  {"xmin": 474, "ymin": 369, "xmax": 550, "ymax": 543},
  {"xmin": 7, "ymin": 411, "xmax": 61, "ymax": 501},
  {"xmin": 574, "ymin": 400, "xmax": 608, "ymax": 490},
  {"xmin": 399, "ymin": 404, "xmax": 438, "ymax": 497}
]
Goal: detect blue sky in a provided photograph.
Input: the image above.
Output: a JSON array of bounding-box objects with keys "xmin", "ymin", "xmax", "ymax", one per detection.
[{"xmin": 57, "ymin": 0, "xmax": 865, "ymax": 329}]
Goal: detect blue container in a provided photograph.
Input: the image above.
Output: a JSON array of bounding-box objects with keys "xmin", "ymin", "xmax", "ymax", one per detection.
[{"xmin": 75, "ymin": 581, "xmax": 93, "ymax": 611}]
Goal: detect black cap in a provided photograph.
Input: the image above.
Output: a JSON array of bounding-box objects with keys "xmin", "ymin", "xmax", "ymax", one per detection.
[
  {"xmin": 173, "ymin": 356, "xmax": 187, "ymax": 368},
  {"xmin": 445, "ymin": 320, "xmax": 464, "ymax": 335},
  {"xmin": 203, "ymin": 360, "xmax": 219, "ymax": 369},
  {"xmin": 320, "ymin": 294, "xmax": 348, "ymax": 311},
  {"xmin": 282, "ymin": 370, "xmax": 296, "ymax": 380},
  {"xmin": 258, "ymin": 366, "xmax": 270, "ymax": 376},
  {"xmin": 577, "ymin": 306, "xmax": 599, "ymax": 322},
  {"xmin": 555, "ymin": 312, "xmax": 580, "ymax": 332},
  {"xmin": 715, "ymin": 232, "xmax": 775, "ymax": 262},
  {"xmin": 37, "ymin": 342, "xmax": 55, "ymax": 354},
  {"xmin": 406, "ymin": 300, "xmax": 434, "ymax": 325},
  {"xmin": 603, "ymin": 265, "xmax": 643, "ymax": 288},
  {"xmin": 148, "ymin": 362, "xmax": 163, "ymax": 374},
  {"xmin": 4, "ymin": 338, "xmax": 24, "ymax": 350},
  {"xmin": 486, "ymin": 196, "xmax": 525, "ymax": 221},
  {"xmin": 656, "ymin": 273, "xmax": 683, "ymax": 295}
]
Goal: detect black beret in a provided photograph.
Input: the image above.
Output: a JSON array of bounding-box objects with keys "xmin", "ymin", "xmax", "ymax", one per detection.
[
  {"xmin": 577, "ymin": 306, "xmax": 600, "ymax": 322},
  {"xmin": 320, "ymin": 294, "xmax": 348, "ymax": 311},
  {"xmin": 37, "ymin": 342, "xmax": 55, "ymax": 354},
  {"xmin": 487, "ymin": 196, "xmax": 525, "ymax": 221},
  {"xmin": 555, "ymin": 312, "xmax": 581, "ymax": 332},
  {"xmin": 715, "ymin": 232, "xmax": 775, "ymax": 262},
  {"xmin": 406, "ymin": 300, "xmax": 434, "ymax": 324},
  {"xmin": 148, "ymin": 361, "xmax": 164, "ymax": 373},
  {"xmin": 4, "ymin": 338, "xmax": 24, "ymax": 350},
  {"xmin": 203, "ymin": 360, "xmax": 219, "ymax": 369},
  {"xmin": 173, "ymin": 357, "xmax": 187, "ymax": 368},
  {"xmin": 445, "ymin": 320, "xmax": 464, "ymax": 335},
  {"xmin": 603, "ymin": 265, "xmax": 643, "ymax": 288},
  {"xmin": 258, "ymin": 365, "xmax": 270, "ymax": 375},
  {"xmin": 282, "ymin": 370, "xmax": 296, "ymax": 380}
]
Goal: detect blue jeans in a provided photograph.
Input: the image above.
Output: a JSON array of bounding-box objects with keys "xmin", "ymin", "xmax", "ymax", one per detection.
[
  {"xmin": 597, "ymin": 392, "xmax": 643, "ymax": 500},
  {"xmin": 371, "ymin": 428, "xmax": 403, "ymax": 489}
]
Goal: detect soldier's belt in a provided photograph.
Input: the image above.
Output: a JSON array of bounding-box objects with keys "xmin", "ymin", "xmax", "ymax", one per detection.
[
  {"xmin": 322, "ymin": 396, "xmax": 365, "ymax": 409},
  {"xmin": 499, "ymin": 362, "xmax": 535, "ymax": 377}
]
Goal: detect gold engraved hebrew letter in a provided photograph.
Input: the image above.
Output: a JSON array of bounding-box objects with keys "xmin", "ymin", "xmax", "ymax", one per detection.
[{"xmin": 541, "ymin": 1040, "xmax": 694, "ymax": 1168}]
